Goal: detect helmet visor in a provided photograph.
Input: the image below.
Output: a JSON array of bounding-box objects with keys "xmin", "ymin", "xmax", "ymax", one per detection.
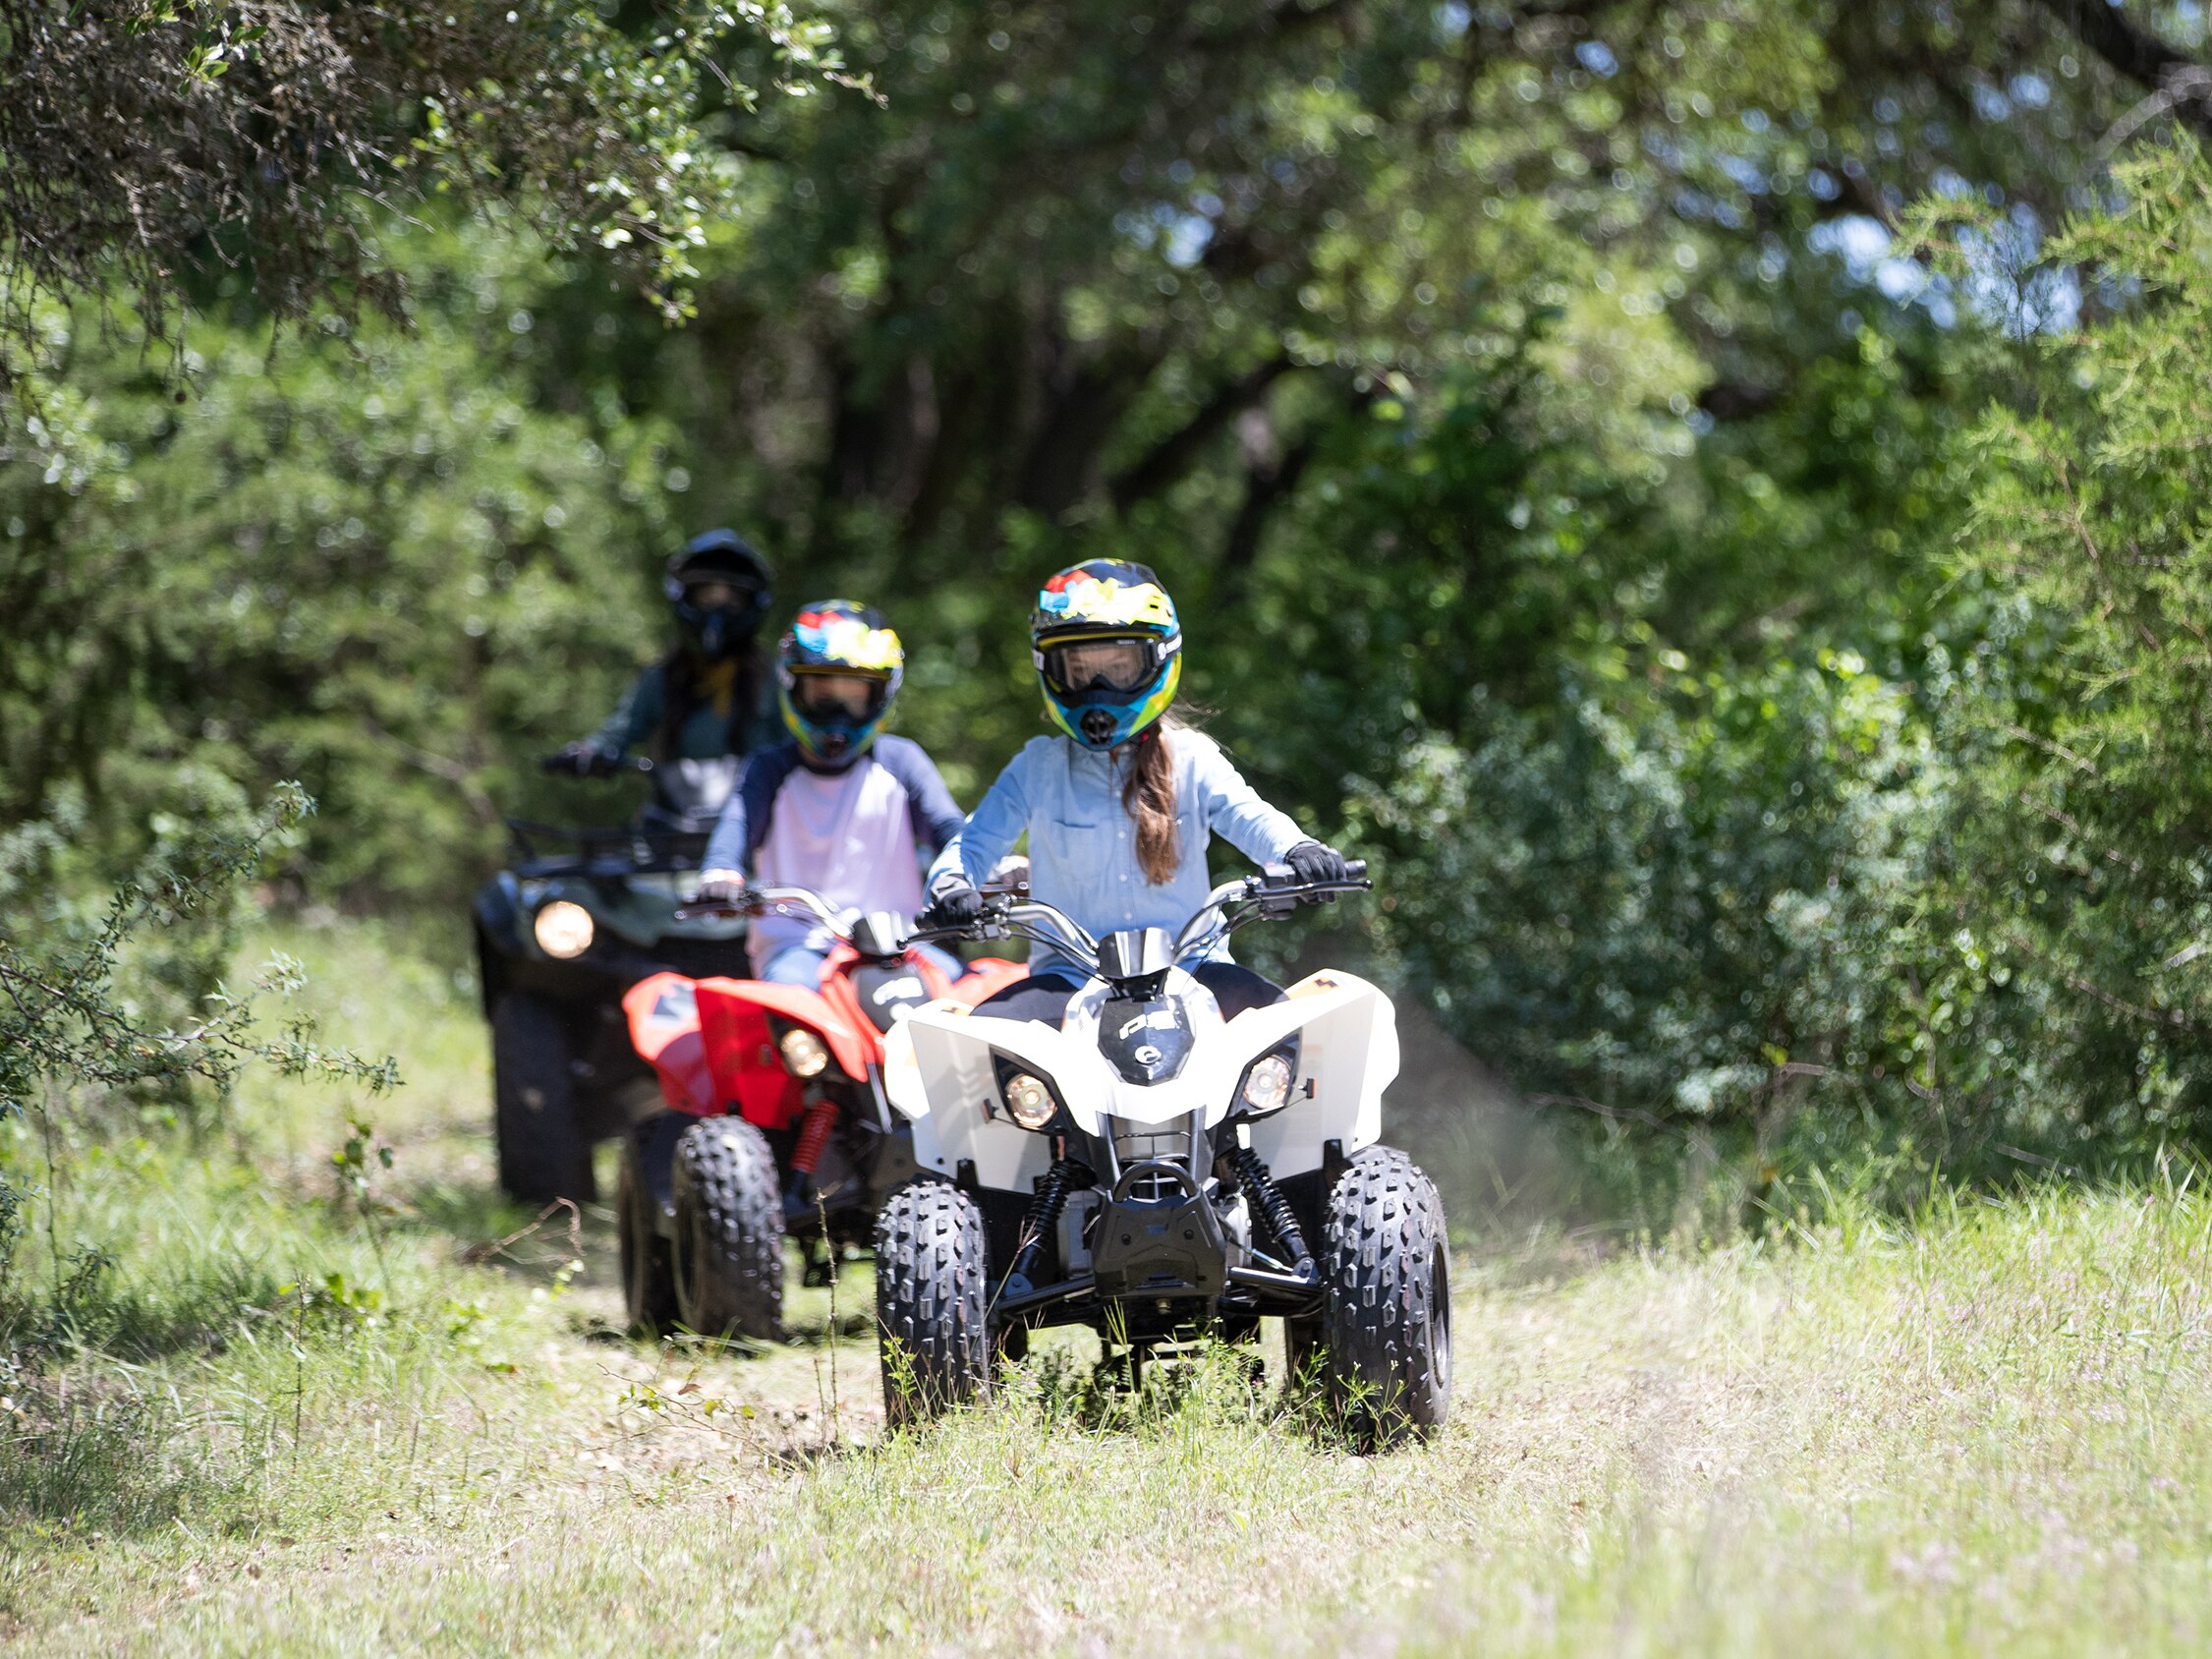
[
  {"xmin": 682, "ymin": 577, "xmax": 762, "ymax": 612},
  {"xmin": 792, "ymin": 671, "xmax": 884, "ymax": 720},
  {"xmin": 1042, "ymin": 638, "xmax": 1156, "ymax": 695}
]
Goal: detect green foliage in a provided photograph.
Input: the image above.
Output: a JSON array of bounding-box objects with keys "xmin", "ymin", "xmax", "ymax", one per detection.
[
  {"xmin": 0, "ymin": 780, "xmax": 395, "ymax": 1125},
  {"xmin": 0, "ymin": 219, "xmax": 688, "ymax": 909},
  {"xmin": 11, "ymin": 0, "xmax": 2212, "ymax": 1199},
  {"xmin": 0, "ymin": 0, "xmax": 859, "ymax": 386},
  {"xmin": 1348, "ymin": 655, "xmax": 1940, "ymax": 1121},
  {"xmin": 1924, "ymin": 138, "xmax": 2212, "ymax": 1141},
  {"xmin": 0, "ymin": 779, "xmax": 393, "ymax": 1328}
]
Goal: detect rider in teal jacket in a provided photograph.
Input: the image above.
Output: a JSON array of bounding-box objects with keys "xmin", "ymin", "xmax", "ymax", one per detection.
[{"xmin": 560, "ymin": 530, "xmax": 780, "ymax": 772}]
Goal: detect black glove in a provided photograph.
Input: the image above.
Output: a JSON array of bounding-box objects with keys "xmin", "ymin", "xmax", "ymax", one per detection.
[
  {"xmin": 921, "ymin": 874, "xmax": 984, "ymax": 931},
  {"xmin": 555, "ymin": 743, "xmax": 620, "ymax": 777},
  {"xmin": 1284, "ymin": 840, "xmax": 1352, "ymax": 887},
  {"xmin": 692, "ymin": 872, "xmax": 749, "ymax": 908}
]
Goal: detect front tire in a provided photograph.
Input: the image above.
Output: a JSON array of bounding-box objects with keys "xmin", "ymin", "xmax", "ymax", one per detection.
[
  {"xmin": 1320, "ymin": 1146, "xmax": 1451, "ymax": 1448},
  {"xmin": 669, "ymin": 1117, "xmax": 786, "ymax": 1341},
  {"xmin": 617, "ymin": 1134, "xmax": 678, "ymax": 1334},
  {"xmin": 874, "ymin": 1181, "xmax": 990, "ymax": 1427},
  {"xmin": 492, "ymin": 992, "xmax": 594, "ymax": 1204}
]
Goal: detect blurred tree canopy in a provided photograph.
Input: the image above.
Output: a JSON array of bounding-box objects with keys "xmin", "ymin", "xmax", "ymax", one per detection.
[
  {"xmin": 0, "ymin": 0, "xmax": 855, "ymax": 387},
  {"xmin": 11, "ymin": 0, "xmax": 2212, "ymax": 1174}
]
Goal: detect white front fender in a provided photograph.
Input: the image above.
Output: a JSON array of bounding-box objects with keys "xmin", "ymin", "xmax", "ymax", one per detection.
[
  {"xmin": 879, "ymin": 971, "xmax": 1400, "ymax": 1190},
  {"xmin": 1220, "ymin": 971, "xmax": 1399, "ymax": 1176},
  {"xmin": 881, "ymin": 1004, "xmax": 1059, "ymax": 1190}
]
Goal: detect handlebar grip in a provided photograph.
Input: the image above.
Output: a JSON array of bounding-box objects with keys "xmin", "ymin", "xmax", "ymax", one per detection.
[
  {"xmin": 538, "ymin": 751, "xmax": 653, "ymax": 776},
  {"xmin": 1343, "ymin": 858, "xmax": 1368, "ymax": 883}
]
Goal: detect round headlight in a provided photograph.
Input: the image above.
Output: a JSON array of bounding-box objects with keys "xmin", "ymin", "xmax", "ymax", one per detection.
[
  {"xmin": 779, "ymin": 1027, "xmax": 830, "ymax": 1079},
  {"xmin": 1001, "ymin": 1072, "xmax": 1056, "ymax": 1131},
  {"xmin": 1241, "ymin": 1053, "xmax": 1292, "ymax": 1115},
  {"xmin": 533, "ymin": 900, "xmax": 595, "ymax": 959}
]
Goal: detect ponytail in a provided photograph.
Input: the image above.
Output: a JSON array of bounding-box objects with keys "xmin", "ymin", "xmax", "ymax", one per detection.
[{"xmin": 1121, "ymin": 716, "xmax": 1183, "ymax": 885}]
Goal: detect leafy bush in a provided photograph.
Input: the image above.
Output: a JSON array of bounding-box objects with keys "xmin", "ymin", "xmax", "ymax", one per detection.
[
  {"xmin": 1916, "ymin": 139, "xmax": 2212, "ymax": 1145},
  {"xmin": 0, "ymin": 221, "xmax": 689, "ymax": 912},
  {"xmin": 0, "ymin": 781, "xmax": 392, "ymax": 1328}
]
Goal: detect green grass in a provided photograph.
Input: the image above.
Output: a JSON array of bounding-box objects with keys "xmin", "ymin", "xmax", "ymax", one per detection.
[{"xmin": 8, "ymin": 916, "xmax": 2212, "ymax": 1653}]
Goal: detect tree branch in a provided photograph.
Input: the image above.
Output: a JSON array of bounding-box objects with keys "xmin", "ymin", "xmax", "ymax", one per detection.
[
  {"xmin": 2031, "ymin": 0, "xmax": 2212, "ymax": 142},
  {"xmin": 1194, "ymin": 0, "xmax": 1362, "ymax": 52},
  {"xmin": 1218, "ymin": 380, "xmax": 1377, "ymax": 594},
  {"xmin": 1108, "ymin": 355, "xmax": 1295, "ymax": 512}
]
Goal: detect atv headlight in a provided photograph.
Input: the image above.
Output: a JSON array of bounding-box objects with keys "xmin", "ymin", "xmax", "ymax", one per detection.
[
  {"xmin": 1240, "ymin": 1053, "xmax": 1293, "ymax": 1115},
  {"xmin": 779, "ymin": 1027, "xmax": 830, "ymax": 1079},
  {"xmin": 533, "ymin": 900, "xmax": 595, "ymax": 959},
  {"xmin": 1000, "ymin": 1071, "xmax": 1056, "ymax": 1132}
]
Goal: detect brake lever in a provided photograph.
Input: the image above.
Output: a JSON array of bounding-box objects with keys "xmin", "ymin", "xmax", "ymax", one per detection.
[
  {"xmin": 1250, "ymin": 865, "xmax": 1374, "ymax": 918},
  {"xmin": 671, "ymin": 901, "xmax": 754, "ymax": 922},
  {"xmin": 909, "ymin": 894, "xmax": 1014, "ymax": 944},
  {"xmin": 1298, "ymin": 877, "xmax": 1374, "ymax": 905},
  {"xmin": 671, "ymin": 888, "xmax": 783, "ymax": 923}
]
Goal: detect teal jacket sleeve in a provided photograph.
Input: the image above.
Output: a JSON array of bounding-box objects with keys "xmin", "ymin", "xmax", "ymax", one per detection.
[
  {"xmin": 585, "ymin": 663, "xmax": 666, "ymax": 758},
  {"xmin": 926, "ymin": 745, "xmax": 1034, "ymax": 894}
]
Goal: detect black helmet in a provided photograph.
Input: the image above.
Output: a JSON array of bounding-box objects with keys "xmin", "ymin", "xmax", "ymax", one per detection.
[{"xmin": 663, "ymin": 529, "xmax": 773, "ymax": 660}]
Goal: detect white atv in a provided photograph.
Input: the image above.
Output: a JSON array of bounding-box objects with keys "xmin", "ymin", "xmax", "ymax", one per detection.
[{"xmin": 877, "ymin": 860, "xmax": 1451, "ymax": 1446}]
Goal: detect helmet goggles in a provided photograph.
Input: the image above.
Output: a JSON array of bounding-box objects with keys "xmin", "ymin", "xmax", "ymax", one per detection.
[
  {"xmin": 664, "ymin": 530, "xmax": 773, "ymax": 660},
  {"xmin": 1038, "ymin": 635, "xmax": 1165, "ymax": 697},
  {"xmin": 778, "ymin": 600, "xmax": 904, "ymax": 768},
  {"xmin": 790, "ymin": 669, "xmax": 889, "ymax": 722}
]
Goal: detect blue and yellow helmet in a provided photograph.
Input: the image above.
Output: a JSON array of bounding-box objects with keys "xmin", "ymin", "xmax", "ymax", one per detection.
[
  {"xmin": 1030, "ymin": 560, "xmax": 1182, "ymax": 750},
  {"xmin": 777, "ymin": 600, "xmax": 905, "ymax": 769}
]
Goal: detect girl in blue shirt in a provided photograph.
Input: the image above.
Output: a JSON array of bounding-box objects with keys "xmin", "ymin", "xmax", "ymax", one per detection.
[{"xmin": 924, "ymin": 559, "xmax": 1350, "ymax": 1021}]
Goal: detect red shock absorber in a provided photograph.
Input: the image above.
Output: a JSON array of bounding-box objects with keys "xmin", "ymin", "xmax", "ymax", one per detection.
[{"xmin": 790, "ymin": 1096, "xmax": 839, "ymax": 1176}]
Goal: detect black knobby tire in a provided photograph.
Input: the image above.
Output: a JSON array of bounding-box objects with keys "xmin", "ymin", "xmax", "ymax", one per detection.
[
  {"xmin": 492, "ymin": 992, "xmax": 595, "ymax": 1204},
  {"xmin": 1319, "ymin": 1146, "xmax": 1452, "ymax": 1448},
  {"xmin": 669, "ymin": 1117, "xmax": 786, "ymax": 1341},
  {"xmin": 617, "ymin": 1134, "xmax": 678, "ymax": 1334},
  {"xmin": 874, "ymin": 1180, "xmax": 990, "ymax": 1427}
]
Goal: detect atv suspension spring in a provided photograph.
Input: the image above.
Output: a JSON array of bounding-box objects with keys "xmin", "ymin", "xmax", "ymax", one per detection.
[
  {"xmin": 1002, "ymin": 1158, "xmax": 1091, "ymax": 1292},
  {"xmin": 1229, "ymin": 1145, "xmax": 1314, "ymax": 1278},
  {"xmin": 790, "ymin": 1097, "xmax": 839, "ymax": 1176}
]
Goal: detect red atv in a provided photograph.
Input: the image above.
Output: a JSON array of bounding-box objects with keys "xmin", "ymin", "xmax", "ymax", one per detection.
[{"xmin": 614, "ymin": 885, "xmax": 1024, "ymax": 1340}]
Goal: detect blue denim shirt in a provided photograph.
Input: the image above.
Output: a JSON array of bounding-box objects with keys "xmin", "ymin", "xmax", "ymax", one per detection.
[{"xmin": 928, "ymin": 729, "xmax": 1308, "ymax": 980}]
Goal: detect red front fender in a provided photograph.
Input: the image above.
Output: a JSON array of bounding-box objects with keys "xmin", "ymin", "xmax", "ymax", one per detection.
[
  {"xmin": 620, "ymin": 972, "xmax": 718, "ymax": 1117},
  {"xmin": 694, "ymin": 977, "xmax": 873, "ymax": 1130}
]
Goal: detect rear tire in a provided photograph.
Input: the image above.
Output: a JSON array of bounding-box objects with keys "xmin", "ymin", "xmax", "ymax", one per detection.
[
  {"xmin": 669, "ymin": 1117, "xmax": 786, "ymax": 1341},
  {"xmin": 1320, "ymin": 1146, "xmax": 1451, "ymax": 1448},
  {"xmin": 617, "ymin": 1134, "xmax": 678, "ymax": 1334},
  {"xmin": 492, "ymin": 992, "xmax": 595, "ymax": 1204},
  {"xmin": 875, "ymin": 1181, "xmax": 990, "ymax": 1427}
]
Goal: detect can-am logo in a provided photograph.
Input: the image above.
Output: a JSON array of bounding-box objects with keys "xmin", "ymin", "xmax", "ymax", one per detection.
[
  {"xmin": 1132, "ymin": 1044, "xmax": 1163, "ymax": 1067},
  {"xmin": 1117, "ymin": 1008, "xmax": 1179, "ymax": 1039}
]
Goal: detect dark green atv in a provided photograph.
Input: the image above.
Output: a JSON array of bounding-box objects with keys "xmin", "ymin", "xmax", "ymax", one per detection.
[{"xmin": 471, "ymin": 758, "xmax": 747, "ymax": 1203}]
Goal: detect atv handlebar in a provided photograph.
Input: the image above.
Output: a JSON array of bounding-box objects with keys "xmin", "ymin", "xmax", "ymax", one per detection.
[
  {"xmin": 908, "ymin": 859, "xmax": 1373, "ymax": 969},
  {"xmin": 672, "ymin": 884, "xmax": 845, "ymax": 933},
  {"xmin": 1174, "ymin": 858, "xmax": 1371, "ymax": 958},
  {"xmin": 539, "ymin": 750, "xmax": 655, "ymax": 778}
]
